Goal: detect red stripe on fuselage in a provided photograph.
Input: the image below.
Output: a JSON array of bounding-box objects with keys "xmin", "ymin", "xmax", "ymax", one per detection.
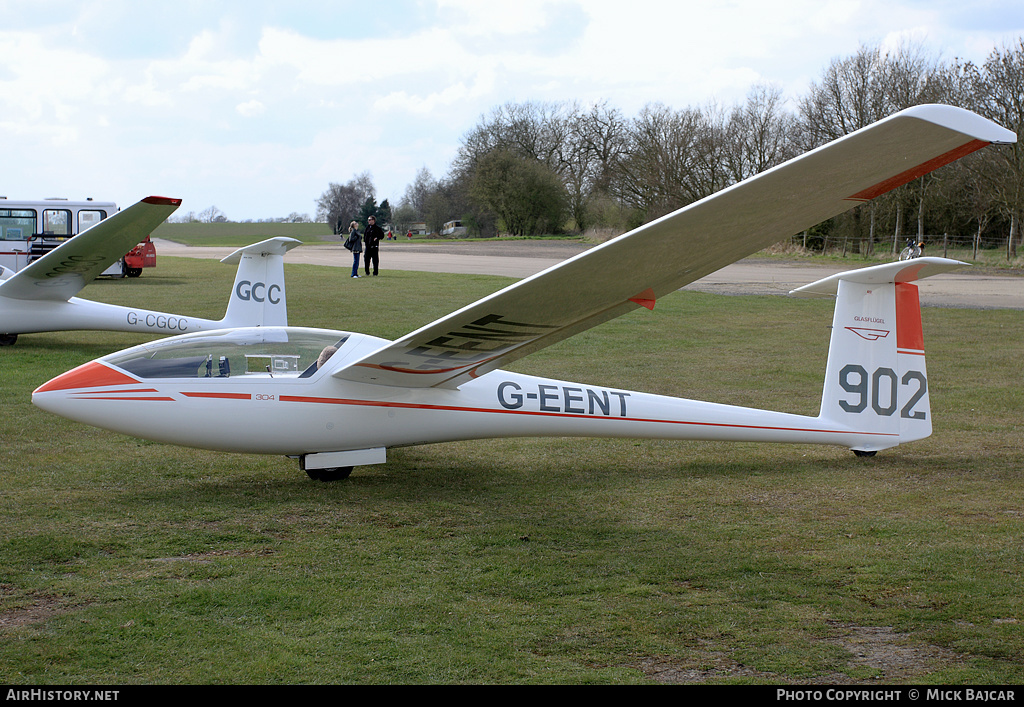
[
  {"xmin": 182, "ymin": 392, "xmax": 253, "ymax": 400},
  {"xmin": 278, "ymin": 395, "xmax": 897, "ymax": 438},
  {"xmin": 68, "ymin": 395, "xmax": 175, "ymax": 401}
]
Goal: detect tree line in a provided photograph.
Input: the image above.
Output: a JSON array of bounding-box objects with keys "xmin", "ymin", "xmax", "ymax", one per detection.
[
  {"xmin": 378, "ymin": 38, "xmax": 1024, "ymax": 259},
  {"xmin": 169, "ymin": 205, "xmax": 313, "ymax": 224}
]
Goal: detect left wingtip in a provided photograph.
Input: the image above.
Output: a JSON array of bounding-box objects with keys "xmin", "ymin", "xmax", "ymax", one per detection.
[{"xmin": 142, "ymin": 196, "xmax": 183, "ymax": 206}]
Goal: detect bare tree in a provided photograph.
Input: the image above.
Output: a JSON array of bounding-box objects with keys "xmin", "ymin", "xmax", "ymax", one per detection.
[
  {"xmin": 976, "ymin": 39, "xmax": 1024, "ymax": 259},
  {"xmin": 400, "ymin": 167, "xmax": 438, "ymax": 218},
  {"xmin": 610, "ymin": 103, "xmax": 710, "ymax": 218},
  {"xmin": 316, "ymin": 172, "xmax": 375, "ymax": 235},
  {"xmin": 798, "ymin": 41, "xmax": 948, "ymax": 253},
  {"xmin": 724, "ymin": 83, "xmax": 798, "ymax": 183},
  {"xmin": 688, "ymin": 102, "xmax": 732, "ymax": 202},
  {"xmin": 198, "ymin": 206, "xmax": 227, "ymax": 223},
  {"xmin": 565, "ymin": 102, "xmax": 631, "ymax": 232}
]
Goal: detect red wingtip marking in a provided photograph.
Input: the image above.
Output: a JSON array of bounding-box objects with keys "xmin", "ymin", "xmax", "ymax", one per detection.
[
  {"xmin": 142, "ymin": 196, "xmax": 183, "ymax": 206},
  {"xmin": 34, "ymin": 361, "xmax": 140, "ymax": 394},
  {"xmin": 847, "ymin": 140, "xmax": 988, "ymax": 202},
  {"xmin": 629, "ymin": 288, "xmax": 656, "ymax": 310}
]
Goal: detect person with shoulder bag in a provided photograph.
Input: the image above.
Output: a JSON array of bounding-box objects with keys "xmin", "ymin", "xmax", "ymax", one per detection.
[{"xmin": 344, "ymin": 221, "xmax": 362, "ymax": 278}]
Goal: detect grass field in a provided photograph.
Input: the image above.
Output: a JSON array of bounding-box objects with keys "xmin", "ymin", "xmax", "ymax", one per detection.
[
  {"xmin": 152, "ymin": 221, "xmax": 589, "ymax": 249},
  {"xmin": 153, "ymin": 221, "xmax": 336, "ymax": 247},
  {"xmin": 1, "ymin": 257, "xmax": 1022, "ymax": 684},
  {"xmin": 152, "ymin": 221, "xmax": 1024, "ymax": 270}
]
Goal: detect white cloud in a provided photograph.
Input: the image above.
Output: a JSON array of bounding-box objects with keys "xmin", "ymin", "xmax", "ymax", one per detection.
[
  {"xmin": 1, "ymin": 1, "xmax": 1022, "ymax": 219},
  {"xmin": 236, "ymin": 100, "xmax": 266, "ymax": 117}
]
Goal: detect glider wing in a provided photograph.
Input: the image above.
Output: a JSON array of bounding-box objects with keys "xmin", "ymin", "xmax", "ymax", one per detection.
[
  {"xmin": 0, "ymin": 196, "xmax": 181, "ymax": 302},
  {"xmin": 332, "ymin": 105, "xmax": 1014, "ymax": 389}
]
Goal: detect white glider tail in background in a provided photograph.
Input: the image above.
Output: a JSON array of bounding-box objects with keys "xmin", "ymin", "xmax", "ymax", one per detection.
[
  {"xmin": 0, "ymin": 196, "xmax": 300, "ymax": 345},
  {"xmin": 32, "ymin": 106, "xmax": 1017, "ymax": 480}
]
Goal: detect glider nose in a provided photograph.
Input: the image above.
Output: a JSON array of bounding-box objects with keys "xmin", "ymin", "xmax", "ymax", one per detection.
[
  {"xmin": 35, "ymin": 360, "xmax": 138, "ymax": 394},
  {"xmin": 32, "ymin": 360, "xmax": 139, "ymax": 416}
]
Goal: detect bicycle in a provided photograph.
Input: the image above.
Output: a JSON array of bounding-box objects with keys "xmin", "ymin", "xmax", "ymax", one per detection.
[{"xmin": 898, "ymin": 238, "xmax": 924, "ymax": 261}]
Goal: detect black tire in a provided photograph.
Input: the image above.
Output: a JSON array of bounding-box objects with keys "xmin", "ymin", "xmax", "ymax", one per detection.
[
  {"xmin": 305, "ymin": 466, "xmax": 353, "ymax": 481},
  {"xmin": 853, "ymin": 449, "xmax": 877, "ymax": 457},
  {"xmin": 0, "ymin": 333, "xmax": 17, "ymax": 346}
]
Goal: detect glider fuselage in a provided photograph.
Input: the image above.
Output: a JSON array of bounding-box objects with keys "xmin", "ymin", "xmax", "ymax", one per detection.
[
  {"xmin": 32, "ymin": 327, "xmax": 873, "ymax": 456},
  {"xmin": 0, "ymin": 295, "xmax": 225, "ymax": 336}
]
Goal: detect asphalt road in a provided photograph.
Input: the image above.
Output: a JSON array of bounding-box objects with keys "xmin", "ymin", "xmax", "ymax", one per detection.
[{"xmin": 154, "ymin": 238, "xmax": 1024, "ymax": 310}]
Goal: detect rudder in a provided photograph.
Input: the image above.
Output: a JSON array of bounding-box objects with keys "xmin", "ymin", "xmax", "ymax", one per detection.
[
  {"xmin": 791, "ymin": 257, "xmax": 965, "ymax": 452},
  {"xmin": 819, "ymin": 278, "xmax": 904, "ymax": 451},
  {"xmin": 219, "ymin": 237, "xmax": 301, "ymax": 327}
]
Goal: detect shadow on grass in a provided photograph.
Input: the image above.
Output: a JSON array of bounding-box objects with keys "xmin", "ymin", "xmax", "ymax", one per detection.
[{"xmin": 105, "ymin": 439, "xmax": 905, "ymax": 512}]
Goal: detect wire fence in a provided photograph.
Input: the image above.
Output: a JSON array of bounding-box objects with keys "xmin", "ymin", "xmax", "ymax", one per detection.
[{"xmin": 773, "ymin": 232, "xmax": 1024, "ymax": 267}]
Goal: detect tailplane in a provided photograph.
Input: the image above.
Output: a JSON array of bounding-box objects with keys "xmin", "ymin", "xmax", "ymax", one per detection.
[
  {"xmin": 791, "ymin": 257, "xmax": 967, "ymax": 453},
  {"xmin": 219, "ymin": 237, "xmax": 302, "ymax": 327}
]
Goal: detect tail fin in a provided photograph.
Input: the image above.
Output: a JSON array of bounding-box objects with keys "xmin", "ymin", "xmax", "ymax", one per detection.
[
  {"xmin": 791, "ymin": 257, "xmax": 967, "ymax": 453},
  {"xmin": 218, "ymin": 237, "xmax": 302, "ymax": 327}
]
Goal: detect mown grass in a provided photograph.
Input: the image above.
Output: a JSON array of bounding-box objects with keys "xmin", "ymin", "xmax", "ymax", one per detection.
[
  {"xmin": 1, "ymin": 257, "xmax": 1022, "ymax": 684},
  {"xmin": 152, "ymin": 221, "xmax": 1024, "ymax": 272},
  {"xmin": 153, "ymin": 222, "xmax": 336, "ymax": 247},
  {"xmin": 153, "ymin": 221, "xmax": 589, "ymax": 248}
]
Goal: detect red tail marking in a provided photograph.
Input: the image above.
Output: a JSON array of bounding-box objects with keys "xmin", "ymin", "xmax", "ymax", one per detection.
[{"xmin": 895, "ymin": 282, "xmax": 924, "ymax": 352}]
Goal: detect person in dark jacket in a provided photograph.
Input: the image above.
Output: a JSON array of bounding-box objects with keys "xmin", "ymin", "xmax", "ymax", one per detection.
[
  {"xmin": 362, "ymin": 215, "xmax": 385, "ymax": 276},
  {"xmin": 345, "ymin": 221, "xmax": 362, "ymax": 278}
]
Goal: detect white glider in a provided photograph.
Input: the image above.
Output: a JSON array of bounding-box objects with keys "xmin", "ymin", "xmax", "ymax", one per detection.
[
  {"xmin": 32, "ymin": 106, "xmax": 1016, "ymax": 480},
  {"xmin": 0, "ymin": 196, "xmax": 300, "ymax": 345}
]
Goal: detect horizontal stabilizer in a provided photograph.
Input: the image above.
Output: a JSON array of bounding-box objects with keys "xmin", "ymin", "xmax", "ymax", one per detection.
[
  {"xmin": 220, "ymin": 237, "xmax": 302, "ymax": 265},
  {"xmin": 789, "ymin": 257, "xmax": 968, "ymax": 298}
]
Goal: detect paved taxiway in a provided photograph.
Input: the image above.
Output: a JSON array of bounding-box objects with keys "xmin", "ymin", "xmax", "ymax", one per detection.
[{"xmin": 153, "ymin": 239, "xmax": 1024, "ymax": 310}]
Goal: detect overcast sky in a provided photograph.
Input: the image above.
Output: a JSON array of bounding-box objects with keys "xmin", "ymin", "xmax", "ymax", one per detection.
[{"xmin": 2, "ymin": 0, "xmax": 1023, "ymax": 221}]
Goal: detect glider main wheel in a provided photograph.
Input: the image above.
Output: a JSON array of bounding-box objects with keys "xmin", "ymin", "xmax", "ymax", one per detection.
[
  {"xmin": 305, "ymin": 466, "xmax": 354, "ymax": 482},
  {"xmin": 853, "ymin": 449, "xmax": 877, "ymax": 457},
  {"xmin": 0, "ymin": 333, "xmax": 17, "ymax": 346}
]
